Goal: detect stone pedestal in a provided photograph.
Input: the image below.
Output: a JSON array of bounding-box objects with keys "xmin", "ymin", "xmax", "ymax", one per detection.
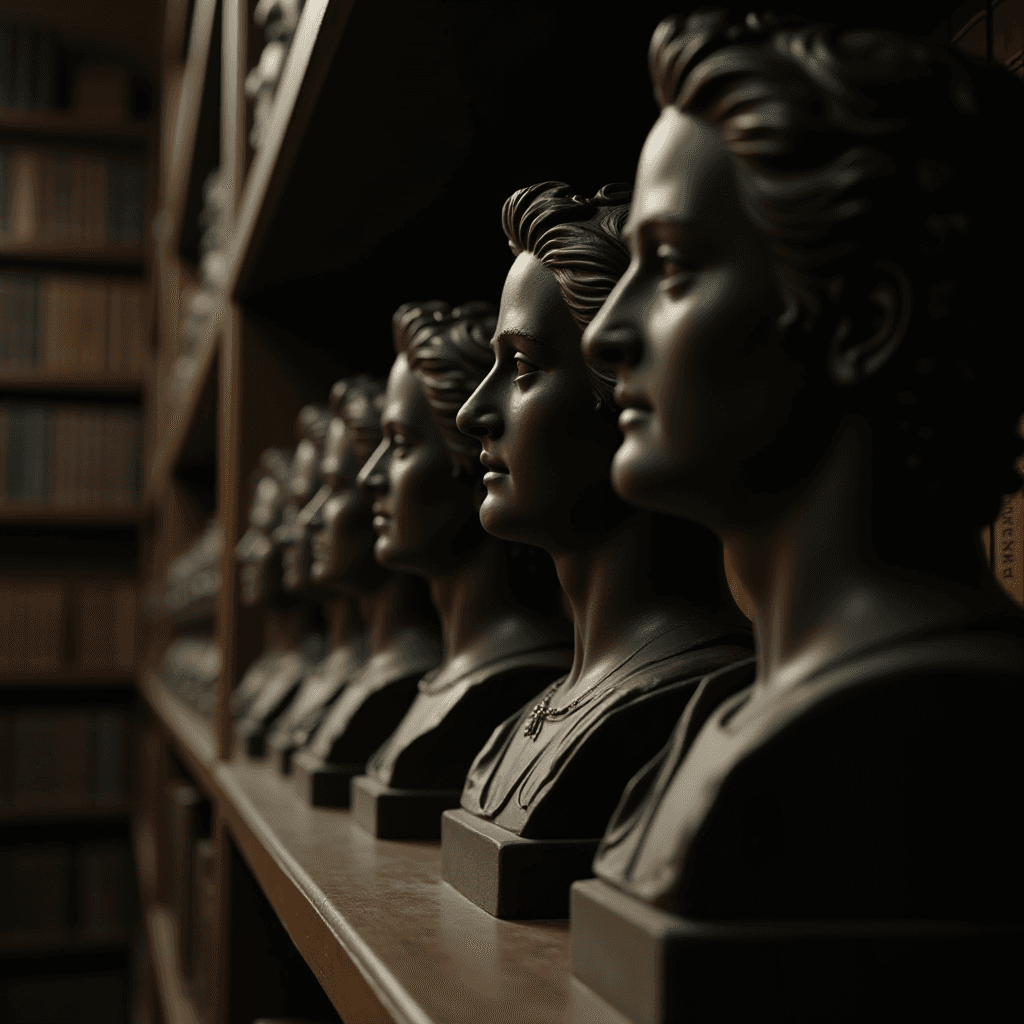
[
  {"xmin": 235, "ymin": 717, "xmax": 268, "ymax": 758},
  {"xmin": 351, "ymin": 775, "xmax": 460, "ymax": 840},
  {"xmin": 570, "ymin": 877, "xmax": 1022, "ymax": 1024},
  {"xmin": 266, "ymin": 730, "xmax": 294, "ymax": 775},
  {"xmin": 441, "ymin": 808, "xmax": 599, "ymax": 919},
  {"xmin": 290, "ymin": 749, "xmax": 362, "ymax": 808}
]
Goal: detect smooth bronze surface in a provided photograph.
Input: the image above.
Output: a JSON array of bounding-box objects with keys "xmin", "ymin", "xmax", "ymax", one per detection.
[
  {"xmin": 452, "ymin": 183, "xmax": 752, "ymax": 851},
  {"xmin": 352, "ymin": 302, "xmax": 573, "ymax": 832},
  {"xmin": 580, "ymin": 9, "xmax": 1024, "ymax": 931}
]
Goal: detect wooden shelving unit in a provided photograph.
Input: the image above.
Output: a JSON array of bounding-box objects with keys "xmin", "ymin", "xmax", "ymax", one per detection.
[
  {"xmin": 132, "ymin": 2, "xmax": 1024, "ymax": 1024},
  {"xmin": 0, "ymin": 6, "xmax": 155, "ymax": 1021}
]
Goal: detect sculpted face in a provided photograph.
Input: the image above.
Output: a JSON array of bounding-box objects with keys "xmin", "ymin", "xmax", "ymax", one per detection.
[
  {"xmin": 456, "ymin": 253, "xmax": 628, "ymax": 551},
  {"xmin": 357, "ymin": 354, "xmax": 482, "ymax": 576},
  {"xmin": 582, "ymin": 108, "xmax": 798, "ymax": 527},
  {"xmin": 309, "ymin": 413, "xmax": 387, "ymax": 592},
  {"xmin": 237, "ymin": 475, "xmax": 284, "ymax": 605}
]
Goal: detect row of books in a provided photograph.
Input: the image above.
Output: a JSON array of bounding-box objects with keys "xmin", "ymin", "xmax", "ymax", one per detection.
[
  {"xmin": 0, "ymin": 973, "xmax": 125, "ymax": 1024},
  {"xmin": 0, "ymin": 705, "xmax": 129, "ymax": 810},
  {"xmin": 0, "ymin": 146, "xmax": 146, "ymax": 245},
  {"xmin": 167, "ymin": 779, "xmax": 217, "ymax": 1017},
  {"xmin": 0, "ymin": 840, "xmax": 130, "ymax": 947},
  {"xmin": 0, "ymin": 23, "xmax": 58, "ymax": 111},
  {"xmin": 0, "ymin": 581, "xmax": 136, "ymax": 673},
  {"xmin": 0, "ymin": 402, "xmax": 142, "ymax": 505},
  {"xmin": 0, "ymin": 270, "xmax": 147, "ymax": 374}
]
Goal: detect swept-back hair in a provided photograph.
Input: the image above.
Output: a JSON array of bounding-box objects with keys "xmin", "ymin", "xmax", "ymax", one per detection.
[
  {"xmin": 649, "ymin": 10, "xmax": 1024, "ymax": 531},
  {"xmin": 502, "ymin": 182, "xmax": 632, "ymax": 413},
  {"xmin": 392, "ymin": 300, "xmax": 498, "ymax": 480}
]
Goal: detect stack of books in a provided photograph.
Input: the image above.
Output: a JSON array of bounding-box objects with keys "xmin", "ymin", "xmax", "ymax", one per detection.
[
  {"xmin": 0, "ymin": 269, "xmax": 147, "ymax": 374},
  {"xmin": 0, "ymin": 23, "xmax": 59, "ymax": 111},
  {"xmin": 0, "ymin": 146, "xmax": 145, "ymax": 246},
  {"xmin": 0, "ymin": 402, "xmax": 142, "ymax": 506},
  {"xmin": 0, "ymin": 579, "xmax": 136, "ymax": 672},
  {"xmin": 0, "ymin": 704, "xmax": 129, "ymax": 812},
  {"xmin": 0, "ymin": 840, "xmax": 130, "ymax": 948}
]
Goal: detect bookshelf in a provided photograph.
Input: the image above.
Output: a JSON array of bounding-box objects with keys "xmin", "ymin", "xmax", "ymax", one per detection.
[
  {"xmin": 0, "ymin": 4, "xmax": 153, "ymax": 1022},
  {"xmin": 133, "ymin": 2, "xmax": 1024, "ymax": 1024}
]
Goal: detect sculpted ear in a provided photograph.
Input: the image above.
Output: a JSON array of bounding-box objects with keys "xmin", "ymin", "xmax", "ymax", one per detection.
[{"xmin": 827, "ymin": 261, "xmax": 912, "ymax": 387}]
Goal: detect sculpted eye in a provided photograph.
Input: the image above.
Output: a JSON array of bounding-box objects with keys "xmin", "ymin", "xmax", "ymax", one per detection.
[
  {"xmin": 656, "ymin": 243, "xmax": 693, "ymax": 294},
  {"xmin": 513, "ymin": 354, "xmax": 539, "ymax": 380}
]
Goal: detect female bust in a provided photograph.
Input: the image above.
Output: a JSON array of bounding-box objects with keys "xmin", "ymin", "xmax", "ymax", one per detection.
[
  {"xmin": 234, "ymin": 408, "xmax": 332, "ymax": 755},
  {"xmin": 354, "ymin": 301, "xmax": 574, "ymax": 804},
  {"xmin": 453, "ymin": 183, "xmax": 753, "ymax": 841},
  {"xmin": 290, "ymin": 377, "xmax": 444, "ymax": 806},
  {"xmin": 583, "ymin": 11, "xmax": 1024, "ymax": 921},
  {"xmin": 231, "ymin": 447, "xmax": 315, "ymax": 723},
  {"xmin": 266, "ymin": 380, "xmax": 381, "ymax": 773}
]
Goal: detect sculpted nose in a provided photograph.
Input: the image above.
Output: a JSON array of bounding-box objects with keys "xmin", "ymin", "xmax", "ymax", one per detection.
[
  {"xmin": 582, "ymin": 325, "xmax": 643, "ymax": 369},
  {"xmin": 356, "ymin": 439, "xmax": 389, "ymax": 493},
  {"xmin": 456, "ymin": 384, "xmax": 501, "ymax": 440}
]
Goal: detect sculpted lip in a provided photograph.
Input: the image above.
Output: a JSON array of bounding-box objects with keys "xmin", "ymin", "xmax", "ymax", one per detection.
[
  {"xmin": 614, "ymin": 385, "xmax": 653, "ymax": 431},
  {"xmin": 371, "ymin": 503, "xmax": 392, "ymax": 532},
  {"xmin": 479, "ymin": 451, "xmax": 509, "ymax": 474}
]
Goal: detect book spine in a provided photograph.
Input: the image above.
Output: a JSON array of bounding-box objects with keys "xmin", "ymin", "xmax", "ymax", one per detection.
[{"xmin": 92, "ymin": 706, "xmax": 128, "ymax": 801}]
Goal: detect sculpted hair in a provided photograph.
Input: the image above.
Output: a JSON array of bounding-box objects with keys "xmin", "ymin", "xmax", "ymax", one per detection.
[
  {"xmin": 295, "ymin": 404, "xmax": 331, "ymax": 446},
  {"xmin": 502, "ymin": 182, "xmax": 632, "ymax": 413},
  {"xmin": 329, "ymin": 375, "xmax": 386, "ymax": 465},
  {"xmin": 649, "ymin": 10, "xmax": 1024, "ymax": 530},
  {"xmin": 392, "ymin": 301, "xmax": 498, "ymax": 480}
]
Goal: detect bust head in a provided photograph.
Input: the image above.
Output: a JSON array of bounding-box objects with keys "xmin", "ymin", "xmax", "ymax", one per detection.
[
  {"xmin": 583, "ymin": 11, "xmax": 1024, "ymax": 553},
  {"xmin": 308, "ymin": 375, "xmax": 390, "ymax": 592},
  {"xmin": 356, "ymin": 302, "xmax": 501, "ymax": 578},
  {"xmin": 280, "ymin": 404, "xmax": 331, "ymax": 594},
  {"xmin": 236, "ymin": 447, "xmax": 293, "ymax": 607}
]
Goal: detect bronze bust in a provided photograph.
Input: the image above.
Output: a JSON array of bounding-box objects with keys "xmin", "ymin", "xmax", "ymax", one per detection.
[
  {"xmin": 233, "ymin": 407, "xmax": 334, "ymax": 756},
  {"xmin": 581, "ymin": 10, "xmax": 1024, "ymax": 926},
  {"xmin": 265, "ymin": 382, "xmax": 380, "ymax": 773},
  {"xmin": 290, "ymin": 374, "xmax": 444, "ymax": 808},
  {"xmin": 451, "ymin": 182, "xmax": 752, "ymax": 854},
  {"xmin": 231, "ymin": 447, "xmax": 317, "ymax": 729},
  {"xmin": 350, "ymin": 301, "xmax": 574, "ymax": 837}
]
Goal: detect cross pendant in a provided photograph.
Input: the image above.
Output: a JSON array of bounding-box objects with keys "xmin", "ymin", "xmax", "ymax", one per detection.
[{"xmin": 523, "ymin": 694, "xmax": 552, "ymax": 741}]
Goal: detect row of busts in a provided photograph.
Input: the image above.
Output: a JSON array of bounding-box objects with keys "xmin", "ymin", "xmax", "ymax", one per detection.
[{"xmin": 225, "ymin": 7, "xmax": 1024, "ymax": 1014}]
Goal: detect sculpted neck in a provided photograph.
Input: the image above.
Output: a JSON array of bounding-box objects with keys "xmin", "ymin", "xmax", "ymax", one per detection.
[
  {"xmin": 358, "ymin": 571, "xmax": 439, "ymax": 662},
  {"xmin": 426, "ymin": 533, "xmax": 567, "ymax": 685},
  {"xmin": 723, "ymin": 413, "xmax": 1004, "ymax": 695},
  {"xmin": 551, "ymin": 509, "xmax": 738, "ymax": 695},
  {"xmin": 324, "ymin": 596, "xmax": 363, "ymax": 650}
]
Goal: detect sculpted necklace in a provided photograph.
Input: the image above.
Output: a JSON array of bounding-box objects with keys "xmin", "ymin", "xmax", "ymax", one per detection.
[{"xmin": 523, "ymin": 623, "xmax": 684, "ymax": 741}]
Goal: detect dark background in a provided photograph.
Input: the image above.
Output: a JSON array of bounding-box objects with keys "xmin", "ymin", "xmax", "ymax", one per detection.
[{"xmin": 236, "ymin": 0, "xmax": 957, "ymax": 376}]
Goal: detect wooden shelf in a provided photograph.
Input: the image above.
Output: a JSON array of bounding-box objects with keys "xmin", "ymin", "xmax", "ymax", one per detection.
[
  {"xmin": 0, "ymin": 669, "xmax": 136, "ymax": 688},
  {"xmin": 0, "ymin": 504, "xmax": 149, "ymax": 526},
  {"xmin": 140, "ymin": 670, "xmax": 627, "ymax": 1024},
  {"xmin": 138, "ymin": 672, "xmax": 218, "ymax": 799},
  {"xmin": 145, "ymin": 906, "xmax": 203, "ymax": 1024},
  {"xmin": 0, "ymin": 799, "xmax": 131, "ymax": 825},
  {"xmin": 0, "ymin": 241, "xmax": 147, "ymax": 269},
  {"xmin": 227, "ymin": 0, "xmax": 355, "ymax": 298},
  {"xmin": 0, "ymin": 107, "xmax": 152, "ymax": 143},
  {"xmin": 0, "ymin": 373, "xmax": 145, "ymax": 397}
]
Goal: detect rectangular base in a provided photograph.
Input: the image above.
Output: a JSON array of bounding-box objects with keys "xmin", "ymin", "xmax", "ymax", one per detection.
[
  {"xmin": 441, "ymin": 808, "xmax": 598, "ymax": 919},
  {"xmin": 233, "ymin": 719, "xmax": 266, "ymax": 759},
  {"xmin": 351, "ymin": 775, "xmax": 461, "ymax": 840},
  {"xmin": 268, "ymin": 738, "xmax": 293, "ymax": 776},
  {"xmin": 570, "ymin": 878, "xmax": 1022, "ymax": 1024},
  {"xmin": 290, "ymin": 750, "xmax": 362, "ymax": 809}
]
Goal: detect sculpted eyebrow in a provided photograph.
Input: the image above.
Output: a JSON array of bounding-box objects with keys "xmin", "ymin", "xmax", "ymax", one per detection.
[{"xmin": 497, "ymin": 327, "xmax": 549, "ymax": 348}]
